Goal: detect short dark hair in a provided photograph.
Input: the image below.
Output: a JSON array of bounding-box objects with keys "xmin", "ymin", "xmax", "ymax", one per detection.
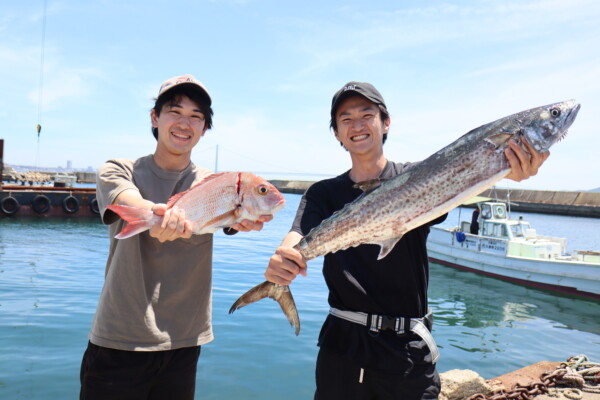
[{"xmin": 151, "ymin": 85, "xmax": 213, "ymax": 140}]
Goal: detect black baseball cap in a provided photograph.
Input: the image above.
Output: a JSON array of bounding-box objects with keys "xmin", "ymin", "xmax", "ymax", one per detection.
[{"xmin": 330, "ymin": 81, "xmax": 387, "ymax": 122}]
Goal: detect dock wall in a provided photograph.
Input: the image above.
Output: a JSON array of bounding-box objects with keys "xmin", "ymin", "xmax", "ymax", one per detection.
[
  {"xmin": 270, "ymin": 182, "xmax": 600, "ymax": 218},
  {"xmin": 3, "ymin": 175, "xmax": 599, "ymax": 218},
  {"xmin": 478, "ymin": 188, "xmax": 600, "ymax": 218},
  {"xmin": 268, "ymin": 179, "xmax": 314, "ymax": 195}
]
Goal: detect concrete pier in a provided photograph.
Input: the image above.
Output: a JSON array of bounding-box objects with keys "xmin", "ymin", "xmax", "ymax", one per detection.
[
  {"xmin": 440, "ymin": 359, "xmax": 600, "ymax": 400},
  {"xmin": 478, "ymin": 188, "xmax": 600, "ymax": 218},
  {"xmin": 2, "ymin": 171, "xmax": 599, "ymax": 218},
  {"xmin": 268, "ymin": 179, "xmax": 314, "ymax": 195},
  {"xmin": 268, "ymin": 181, "xmax": 600, "ymax": 218}
]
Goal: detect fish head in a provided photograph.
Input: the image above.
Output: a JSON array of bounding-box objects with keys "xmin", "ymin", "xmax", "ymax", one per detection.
[
  {"xmin": 520, "ymin": 99, "xmax": 580, "ymax": 152},
  {"xmin": 239, "ymin": 173, "xmax": 286, "ymax": 217}
]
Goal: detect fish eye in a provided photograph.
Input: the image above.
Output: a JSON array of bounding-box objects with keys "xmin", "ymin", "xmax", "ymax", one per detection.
[
  {"xmin": 550, "ymin": 108, "xmax": 561, "ymax": 118},
  {"xmin": 258, "ymin": 185, "xmax": 269, "ymax": 195}
]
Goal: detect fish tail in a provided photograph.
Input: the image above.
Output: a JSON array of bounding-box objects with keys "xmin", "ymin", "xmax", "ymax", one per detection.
[
  {"xmin": 106, "ymin": 205, "xmax": 154, "ymax": 239},
  {"xmin": 229, "ymin": 281, "xmax": 301, "ymax": 336}
]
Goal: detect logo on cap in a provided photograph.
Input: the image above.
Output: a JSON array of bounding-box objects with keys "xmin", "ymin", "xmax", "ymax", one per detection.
[{"xmin": 343, "ymin": 85, "xmax": 357, "ymax": 92}]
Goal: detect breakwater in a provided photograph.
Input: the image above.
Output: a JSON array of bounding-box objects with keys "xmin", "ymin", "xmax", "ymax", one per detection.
[
  {"xmin": 269, "ymin": 180, "xmax": 600, "ymax": 218},
  {"xmin": 2, "ymin": 176, "xmax": 599, "ymax": 218},
  {"xmin": 478, "ymin": 188, "xmax": 600, "ymax": 218}
]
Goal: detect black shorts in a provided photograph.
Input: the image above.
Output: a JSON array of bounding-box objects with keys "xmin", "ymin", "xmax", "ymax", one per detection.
[
  {"xmin": 80, "ymin": 341, "xmax": 201, "ymax": 400},
  {"xmin": 314, "ymin": 347, "xmax": 440, "ymax": 400}
]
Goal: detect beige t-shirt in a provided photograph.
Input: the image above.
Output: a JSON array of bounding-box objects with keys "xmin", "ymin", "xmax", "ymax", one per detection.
[{"xmin": 89, "ymin": 155, "xmax": 213, "ymax": 351}]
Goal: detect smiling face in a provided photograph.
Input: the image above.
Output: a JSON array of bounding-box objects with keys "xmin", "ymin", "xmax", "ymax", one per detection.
[
  {"xmin": 333, "ymin": 95, "xmax": 390, "ymax": 157},
  {"xmin": 151, "ymin": 95, "xmax": 207, "ymax": 170}
]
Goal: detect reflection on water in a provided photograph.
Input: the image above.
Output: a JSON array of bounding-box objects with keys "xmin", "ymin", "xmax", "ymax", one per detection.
[
  {"xmin": 430, "ymin": 262, "xmax": 600, "ymax": 334},
  {"xmin": 429, "ymin": 261, "xmax": 600, "ymax": 377}
]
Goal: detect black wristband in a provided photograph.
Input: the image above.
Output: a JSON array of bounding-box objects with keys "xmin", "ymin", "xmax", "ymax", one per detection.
[{"xmin": 223, "ymin": 227, "xmax": 238, "ymax": 235}]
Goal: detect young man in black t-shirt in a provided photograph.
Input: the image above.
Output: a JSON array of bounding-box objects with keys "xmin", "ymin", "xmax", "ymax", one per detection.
[{"xmin": 264, "ymin": 82, "xmax": 549, "ymax": 399}]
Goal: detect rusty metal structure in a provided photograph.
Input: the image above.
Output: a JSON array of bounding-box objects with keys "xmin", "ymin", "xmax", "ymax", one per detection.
[{"xmin": 1, "ymin": 140, "xmax": 99, "ymax": 218}]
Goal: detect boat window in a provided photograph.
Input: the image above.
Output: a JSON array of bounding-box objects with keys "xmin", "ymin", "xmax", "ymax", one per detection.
[
  {"xmin": 511, "ymin": 222, "xmax": 531, "ymax": 238},
  {"xmin": 483, "ymin": 222, "xmax": 508, "ymax": 238},
  {"xmin": 481, "ymin": 204, "xmax": 492, "ymax": 219},
  {"xmin": 511, "ymin": 224, "xmax": 524, "ymax": 237},
  {"xmin": 493, "ymin": 205, "xmax": 507, "ymax": 219}
]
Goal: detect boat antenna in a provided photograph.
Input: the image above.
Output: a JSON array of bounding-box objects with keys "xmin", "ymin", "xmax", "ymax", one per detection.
[
  {"xmin": 36, "ymin": 0, "xmax": 48, "ymax": 169},
  {"xmin": 506, "ymin": 187, "xmax": 511, "ymax": 218},
  {"xmin": 215, "ymin": 144, "xmax": 219, "ymax": 173}
]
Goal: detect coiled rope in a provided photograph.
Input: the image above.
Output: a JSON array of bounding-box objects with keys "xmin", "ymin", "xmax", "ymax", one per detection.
[
  {"xmin": 465, "ymin": 354, "xmax": 600, "ymax": 400},
  {"xmin": 557, "ymin": 355, "xmax": 600, "ymax": 394}
]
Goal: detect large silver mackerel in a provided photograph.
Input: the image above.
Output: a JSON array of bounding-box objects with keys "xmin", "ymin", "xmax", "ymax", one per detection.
[{"xmin": 230, "ymin": 100, "xmax": 581, "ymax": 335}]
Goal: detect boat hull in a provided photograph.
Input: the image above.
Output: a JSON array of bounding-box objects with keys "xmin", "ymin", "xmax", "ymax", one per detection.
[{"xmin": 427, "ymin": 227, "xmax": 600, "ymax": 300}]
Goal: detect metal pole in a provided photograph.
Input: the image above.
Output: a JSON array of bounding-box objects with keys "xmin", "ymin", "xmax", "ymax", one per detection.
[{"xmin": 215, "ymin": 145, "xmax": 219, "ymax": 173}]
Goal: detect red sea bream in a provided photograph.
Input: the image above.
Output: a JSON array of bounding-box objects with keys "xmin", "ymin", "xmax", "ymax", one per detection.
[{"xmin": 107, "ymin": 172, "xmax": 285, "ymax": 239}]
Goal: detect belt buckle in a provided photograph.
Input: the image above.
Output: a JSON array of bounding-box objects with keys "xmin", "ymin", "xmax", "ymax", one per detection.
[{"xmin": 379, "ymin": 315, "xmax": 397, "ymax": 332}]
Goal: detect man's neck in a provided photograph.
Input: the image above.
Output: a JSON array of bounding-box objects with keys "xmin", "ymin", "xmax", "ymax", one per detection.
[
  {"xmin": 152, "ymin": 151, "xmax": 191, "ymax": 171},
  {"xmin": 348, "ymin": 154, "xmax": 388, "ymax": 182}
]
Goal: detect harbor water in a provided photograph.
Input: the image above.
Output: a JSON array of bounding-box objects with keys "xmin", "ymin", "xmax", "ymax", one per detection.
[{"xmin": 0, "ymin": 193, "xmax": 599, "ymax": 399}]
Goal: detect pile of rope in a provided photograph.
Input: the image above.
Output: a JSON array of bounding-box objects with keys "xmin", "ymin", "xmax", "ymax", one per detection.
[
  {"xmin": 548, "ymin": 355, "xmax": 600, "ymax": 399},
  {"xmin": 465, "ymin": 355, "xmax": 600, "ymax": 400}
]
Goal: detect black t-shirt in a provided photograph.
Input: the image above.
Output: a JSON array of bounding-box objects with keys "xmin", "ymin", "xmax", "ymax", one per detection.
[{"xmin": 291, "ymin": 160, "xmax": 447, "ymax": 372}]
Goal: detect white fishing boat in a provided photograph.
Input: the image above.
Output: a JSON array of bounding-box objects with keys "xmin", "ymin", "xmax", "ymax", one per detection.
[
  {"xmin": 427, "ymin": 201, "xmax": 600, "ymax": 300},
  {"xmin": 52, "ymin": 173, "xmax": 77, "ymax": 187}
]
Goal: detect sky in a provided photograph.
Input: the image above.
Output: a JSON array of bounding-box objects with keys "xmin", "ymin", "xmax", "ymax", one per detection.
[{"xmin": 1, "ymin": 0, "xmax": 599, "ymax": 191}]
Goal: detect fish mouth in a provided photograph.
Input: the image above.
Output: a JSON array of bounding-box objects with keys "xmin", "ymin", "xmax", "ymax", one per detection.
[
  {"xmin": 272, "ymin": 200, "xmax": 286, "ymax": 213},
  {"xmin": 558, "ymin": 101, "xmax": 581, "ymax": 142},
  {"xmin": 565, "ymin": 102, "xmax": 581, "ymax": 128}
]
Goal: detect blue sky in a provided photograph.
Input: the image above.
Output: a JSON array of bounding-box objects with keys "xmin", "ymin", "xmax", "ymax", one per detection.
[{"xmin": 1, "ymin": 0, "xmax": 599, "ymax": 191}]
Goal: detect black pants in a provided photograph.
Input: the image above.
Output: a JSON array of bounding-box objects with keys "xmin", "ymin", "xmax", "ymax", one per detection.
[
  {"xmin": 314, "ymin": 347, "xmax": 440, "ymax": 400},
  {"xmin": 80, "ymin": 341, "xmax": 201, "ymax": 400}
]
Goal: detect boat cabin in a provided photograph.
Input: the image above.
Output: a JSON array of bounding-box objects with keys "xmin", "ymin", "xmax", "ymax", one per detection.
[{"xmin": 461, "ymin": 202, "xmax": 566, "ymax": 260}]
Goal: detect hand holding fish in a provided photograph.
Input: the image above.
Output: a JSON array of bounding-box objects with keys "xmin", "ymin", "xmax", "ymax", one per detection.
[
  {"xmin": 149, "ymin": 204, "xmax": 193, "ymax": 243},
  {"xmin": 504, "ymin": 137, "xmax": 550, "ymax": 182},
  {"xmin": 265, "ymin": 232, "xmax": 308, "ymax": 285},
  {"xmin": 231, "ymin": 214, "xmax": 274, "ymax": 232}
]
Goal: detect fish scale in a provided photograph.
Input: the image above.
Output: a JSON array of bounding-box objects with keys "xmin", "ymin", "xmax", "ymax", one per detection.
[
  {"xmin": 169, "ymin": 176, "xmax": 240, "ymax": 233},
  {"xmin": 230, "ymin": 99, "xmax": 581, "ymax": 336}
]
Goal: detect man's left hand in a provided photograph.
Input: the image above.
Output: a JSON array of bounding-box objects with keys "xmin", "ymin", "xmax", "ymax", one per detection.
[
  {"xmin": 230, "ymin": 215, "xmax": 274, "ymax": 232},
  {"xmin": 504, "ymin": 137, "xmax": 550, "ymax": 182}
]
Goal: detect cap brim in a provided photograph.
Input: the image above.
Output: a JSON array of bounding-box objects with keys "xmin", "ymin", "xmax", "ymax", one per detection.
[
  {"xmin": 331, "ymin": 90, "xmax": 383, "ymax": 118},
  {"xmin": 159, "ymin": 82, "xmax": 212, "ymax": 105}
]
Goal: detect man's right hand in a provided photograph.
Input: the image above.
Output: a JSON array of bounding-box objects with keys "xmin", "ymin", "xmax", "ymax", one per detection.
[
  {"xmin": 265, "ymin": 232, "xmax": 308, "ymax": 285},
  {"xmin": 149, "ymin": 204, "xmax": 193, "ymax": 243}
]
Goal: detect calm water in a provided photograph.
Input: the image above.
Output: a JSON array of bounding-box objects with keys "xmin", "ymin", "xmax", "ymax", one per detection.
[{"xmin": 1, "ymin": 193, "xmax": 599, "ymax": 400}]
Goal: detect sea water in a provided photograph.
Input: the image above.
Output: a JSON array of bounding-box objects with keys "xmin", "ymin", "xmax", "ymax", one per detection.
[{"xmin": 0, "ymin": 193, "xmax": 598, "ymax": 399}]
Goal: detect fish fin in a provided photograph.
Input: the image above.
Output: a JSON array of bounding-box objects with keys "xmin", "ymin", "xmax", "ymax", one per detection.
[
  {"xmin": 197, "ymin": 208, "xmax": 240, "ymax": 232},
  {"xmin": 166, "ymin": 172, "xmax": 233, "ymax": 208},
  {"xmin": 485, "ymin": 132, "xmax": 514, "ymax": 148},
  {"xmin": 229, "ymin": 281, "xmax": 301, "ymax": 336},
  {"xmin": 377, "ymin": 237, "xmax": 402, "ymax": 260},
  {"xmin": 106, "ymin": 205, "xmax": 154, "ymax": 239},
  {"xmin": 353, "ymin": 178, "xmax": 386, "ymax": 192}
]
